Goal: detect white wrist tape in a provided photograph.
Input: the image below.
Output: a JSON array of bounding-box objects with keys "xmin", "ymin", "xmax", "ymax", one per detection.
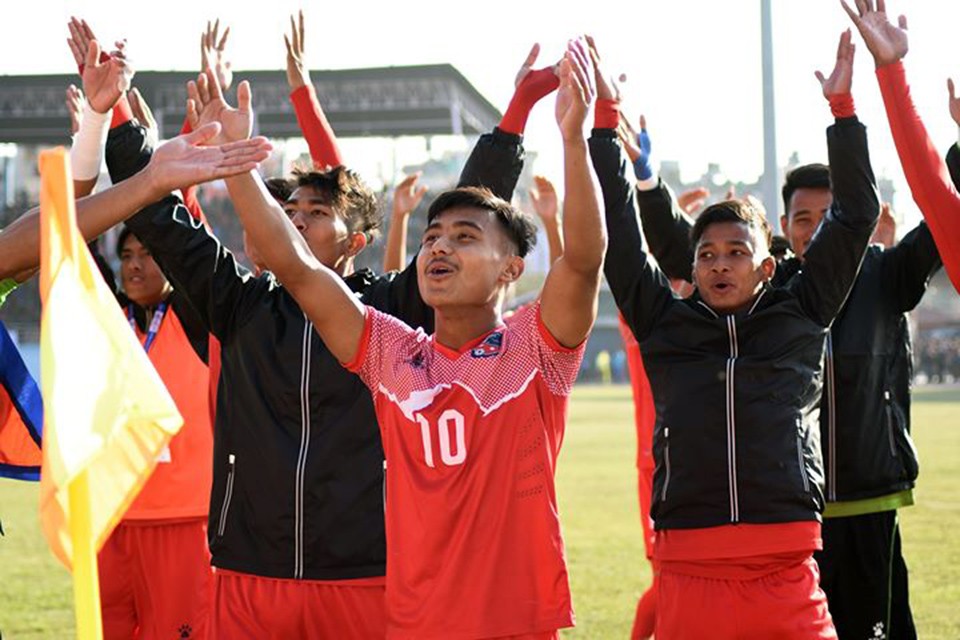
[{"xmin": 69, "ymin": 104, "xmax": 111, "ymax": 181}]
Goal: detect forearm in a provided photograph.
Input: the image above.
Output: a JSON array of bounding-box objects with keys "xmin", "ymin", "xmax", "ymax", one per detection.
[
  {"xmin": 456, "ymin": 127, "xmax": 524, "ymax": 200},
  {"xmin": 291, "ymin": 84, "xmax": 343, "ymax": 169},
  {"xmin": 877, "ymin": 61, "xmax": 960, "ymax": 290},
  {"xmin": 636, "ymin": 180, "xmax": 694, "ymax": 282},
  {"xmin": 383, "ymin": 212, "xmax": 409, "ymax": 272},
  {"xmin": 558, "ymin": 138, "xmax": 605, "ymax": 273},
  {"xmin": 0, "ymin": 169, "xmax": 164, "ymax": 280},
  {"xmin": 225, "ymin": 172, "xmax": 319, "ymax": 286}
]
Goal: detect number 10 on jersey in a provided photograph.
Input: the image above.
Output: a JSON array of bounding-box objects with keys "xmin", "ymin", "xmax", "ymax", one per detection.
[{"xmin": 416, "ymin": 410, "xmax": 467, "ymax": 467}]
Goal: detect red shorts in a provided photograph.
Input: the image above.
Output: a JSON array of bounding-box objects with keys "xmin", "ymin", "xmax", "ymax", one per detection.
[
  {"xmin": 657, "ymin": 554, "xmax": 836, "ymax": 639},
  {"xmin": 212, "ymin": 568, "xmax": 386, "ymax": 639},
  {"xmin": 98, "ymin": 518, "xmax": 213, "ymax": 640}
]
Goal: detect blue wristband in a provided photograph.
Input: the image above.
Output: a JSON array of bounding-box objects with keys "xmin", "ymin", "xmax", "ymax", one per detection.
[{"xmin": 632, "ymin": 128, "xmax": 653, "ymax": 181}]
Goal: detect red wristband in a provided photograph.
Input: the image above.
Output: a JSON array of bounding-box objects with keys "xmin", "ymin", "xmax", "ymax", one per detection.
[
  {"xmin": 828, "ymin": 93, "xmax": 855, "ymax": 119},
  {"xmin": 594, "ymin": 98, "xmax": 620, "ymax": 130},
  {"xmin": 499, "ymin": 67, "xmax": 560, "ymax": 136},
  {"xmin": 110, "ymin": 93, "xmax": 134, "ymax": 129}
]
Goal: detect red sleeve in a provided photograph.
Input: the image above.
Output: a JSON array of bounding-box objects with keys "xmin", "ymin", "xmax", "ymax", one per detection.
[
  {"xmin": 877, "ymin": 61, "xmax": 960, "ymax": 292},
  {"xmin": 290, "ymin": 84, "xmax": 344, "ymax": 169}
]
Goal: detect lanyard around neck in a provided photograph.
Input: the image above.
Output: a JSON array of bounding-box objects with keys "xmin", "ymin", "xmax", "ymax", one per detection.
[{"xmin": 127, "ymin": 301, "xmax": 168, "ymax": 353}]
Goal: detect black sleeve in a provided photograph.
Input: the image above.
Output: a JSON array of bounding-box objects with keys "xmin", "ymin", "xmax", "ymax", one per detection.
[
  {"xmin": 946, "ymin": 143, "xmax": 960, "ymax": 189},
  {"xmin": 361, "ymin": 258, "xmax": 434, "ymax": 333},
  {"xmin": 790, "ymin": 116, "xmax": 880, "ymax": 326},
  {"xmin": 589, "ymin": 129, "xmax": 675, "ymax": 343},
  {"xmin": 879, "ymin": 222, "xmax": 942, "ymax": 313},
  {"xmin": 635, "ymin": 180, "xmax": 695, "ymax": 282},
  {"xmin": 105, "ymin": 121, "xmax": 154, "ymax": 183},
  {"xmin": 456, "ymin": 127, "xmax": 524, "ymax": 200},
  {"xmin": 125, "ymin": 196, "xmax": 267, "ymax": 342}
]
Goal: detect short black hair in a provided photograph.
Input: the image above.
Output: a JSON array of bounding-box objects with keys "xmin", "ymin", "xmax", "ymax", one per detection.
[
  {"xmin": 291, "ymin": 166, "xmax": 381, "ymax": 242},
  {"xmin": 771, "ymin": 235, "xmax": 792, "ymax": 260},
  {"xmin": 265, "ymin": 177, "xmax": 295, "ymax": 203},
  {"xmin": 691, "ymin": 199, "xmax": 772, "ymax": 251},
  {"xmin": 115, "ymin": 225, "xmax": 138, "ymax": 259},
  {"xmin": 782, "ymin": 163, "xmax": 830, "ymax": 215},
  {"xmin": 426, "ymin": 186, "xmax": 537, "ymax": 258}
]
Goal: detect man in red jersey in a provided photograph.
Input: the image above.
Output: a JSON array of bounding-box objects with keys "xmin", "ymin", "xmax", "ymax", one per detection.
[{"xmin": 201, "ymin": 37, "xmax": 604, "ymax": 639}]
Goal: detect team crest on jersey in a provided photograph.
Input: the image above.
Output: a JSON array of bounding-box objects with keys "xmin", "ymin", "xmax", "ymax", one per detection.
[{"xmin": 471, "ymin": 332, "xmax": 503, "ymax": 358}]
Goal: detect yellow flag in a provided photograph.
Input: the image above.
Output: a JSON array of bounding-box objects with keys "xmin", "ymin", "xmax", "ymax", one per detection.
[{"xmin": 38, "ymin": 148, "xmax": 183, "ymax": 636}]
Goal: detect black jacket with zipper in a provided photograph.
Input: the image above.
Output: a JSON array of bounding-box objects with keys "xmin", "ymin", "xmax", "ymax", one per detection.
[
  {"xmin": 592, "ymin": 117, "xmax": 880, "ymax": 529},
  {"xmin": 107, "ymin": 122, "xmax": 524, "ymax": 579},
  {"xmin": 634, "ymin": 138, "xmax": 945, "ymax": 505}
]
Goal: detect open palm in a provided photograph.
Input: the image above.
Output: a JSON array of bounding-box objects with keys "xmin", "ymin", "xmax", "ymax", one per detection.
[
  {"xmin": 948, "ymin": 79, "xmax": 960, "ymax": 128},
  {"xmin": 815, "ymin": 30, "xmax": 854, "ymax": 99},
  {"xmin": 841, "ymin": 0, "xmax": 908, "ymax": 66},
  {"xmin": 186, "ymin": 69, "xmax": 252, "ymax": 145}
]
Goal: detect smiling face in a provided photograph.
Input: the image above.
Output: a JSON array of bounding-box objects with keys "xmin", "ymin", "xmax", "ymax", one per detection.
[
  {"xmin": 120, "ymin": 233, "xmax": 171, "ymax": 307},
  {"xmin": 692, "ymin": 217, "xmax": 776, "ymax": 315},
  {"xmin": 781, "ymin": 187, "xmax": 832, "ymax": 259},
  {"xmin": 416, "ymin": 206, "xmax": 525, "ymax": 311}
]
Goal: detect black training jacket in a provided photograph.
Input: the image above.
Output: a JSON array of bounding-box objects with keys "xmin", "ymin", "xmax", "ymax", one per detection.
[
  {"xmin": 107, "ymin": 123, "xmax": 523, "ymax": 579},
  {"xmin": 592, "ymin": 117, "xmax": 880, "ymax": 529},
  {"xmin": 635, "ymin": 137, "xmax": 944, "ymax": 505}
]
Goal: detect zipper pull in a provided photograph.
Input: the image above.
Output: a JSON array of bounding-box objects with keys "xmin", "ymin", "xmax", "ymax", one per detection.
[{"xmin": 228, "ymin": 454, "xmax": 236, "ymax": 465}]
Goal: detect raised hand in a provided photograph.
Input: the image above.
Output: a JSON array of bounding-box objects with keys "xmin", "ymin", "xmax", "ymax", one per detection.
[
  {"xmin": 815, "ymin": 29, "xmax": 855, "ymax": 99},
  {"xmin": 66, "ymin": 16, "xmax": 96, "ymax": 68},
  {"xmin": 392, "ymin": 173, "xmax": 428, "ymax": 218},
  {"xmin": 65, "ymin": 84, "xmax": 86, "ymax": 135},
  {"xmin": 186, "ymin": 68, "xmax": 253, "ymax": 145},
  {"xmin": 555, "ymin": 38, "xmax": 596, "ymax": 142},
  {"xmin": 677, "ymin": 187, "xmax": 710, "ymax": 216},
  {"xmin": 870, "ymin": 202, "xmax": 897, "ymax": 248},
  {"xmin": 948, "ymin": 79, "xmax": 960, "ymax": 128},
  {"xmin": 529, "ymin": 175, "xmax": 560, "ymax": 223},
  {"xmin": 129, "ymin": 87, "xmax": 159, "ymax": 149},
  {"xmin": 80, "ymin": 39, "xmax": 134, "ymax": 114},
  {"xmin": 144, "ymin": 124, "xmax": 272, "ymax": 194},
  {"xmin": 201, "ymin": 19, "xmax": 233, "ymax": 92},
  {"xmin": 284, "ymin": 10, "xmax": 310, "ymax": 90},
  {"xmin": 585, "ymin": 36, "xmax": 620, "ymax": 102},
  {"xmin": 841, "ymin": 0, "xmax": 908, "ymax": 66}
]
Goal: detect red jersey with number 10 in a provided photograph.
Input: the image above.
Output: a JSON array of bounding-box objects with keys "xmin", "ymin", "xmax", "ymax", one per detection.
[{"xmin": 346, "ymin": 303, "xmax": 584, "ymax": 639}]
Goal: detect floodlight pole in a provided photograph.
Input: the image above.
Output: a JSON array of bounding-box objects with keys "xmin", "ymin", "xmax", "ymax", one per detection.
[{"xmin": 761, "ymin": 0, "xmax": 780, "ymax": 229}]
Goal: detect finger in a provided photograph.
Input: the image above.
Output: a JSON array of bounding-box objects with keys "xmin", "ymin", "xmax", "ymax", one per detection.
[
  {"xmin": 212, "ymin": 18, "xmax": 220, "ymax": 46},
  {"xmin": 284, "ymin": 34, "xmax": 294, "ymax": 59},
  {"xmin": 80, "ymin": 19, "xmax": 95, "ymax": 44},
  {"xmin": 237, "ymin": 80, "xmax": 252, "ymax": 113},
  {"xmin": 218, "ymin": 26, "xmax": 230, "ymax": 51},
  {"xmin": 197, "ymin": 72, "xmax": 211, "ymax": 105},
  {"xmin": 186, "ymin": 98, "xmax": 201, "ymax": 130},
  {"xmin": 639, "ymin": 114, "xmax": 647, "ymax": 131},
  {"xmin": 187, "ymin": 79, "xmax": 201, "ymax": 107},
  {"xmin": 67, "ymin": 38, "xmax": 84, "ymax": 66},
  {"xmin": 840, "ymin": 0, "xmax": 861, "ymax": 23},
  {"xmin": 299, "ymin": 10, "xmax": 305, "ymax": 52},
  {"xmin": 814, "ymin": 70, "xmax": 826, "ymax": 87},
  {"xmin": 948, "ymin": 78, "xmax": 956, "ymax": 101},
  {"xmin": 84, "ymin": 39, "xmax": 100, "ymax": 71},
  {"xmin": 185, "ymin": 121, "xmax": 222, "ymax": 146},
  {"xmin": 898, "ymin": 14, "xmax": 907, "ymax": 30},
  {"xmin": 206, "ymin": 66, "xmax": 224, "ymax": 101},
  {"xmin": 415, "ymin": 185, "xmax": 429, "ymax": 199},
  {"xmin": 876, "ymin": 0, "xmax": 885, "ymax": 13},
  {"xmin": 523, "ymin": 42, "xmax": 540, "ymax": 69},
  {"xmin": 290, "ymin": 14, "xmax": 300, "ymax": 54},
  {"xmin": 397, "ymin": 173, "xmax": 418, "ymax": 188},
  {"xmin": 220, "ymin": 136, "xmax": 272, "ymax": 156}
]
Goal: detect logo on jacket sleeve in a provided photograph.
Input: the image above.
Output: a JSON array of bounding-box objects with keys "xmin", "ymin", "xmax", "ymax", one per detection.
[{"xmin": 471, "ymin": 332, "xmax": 503, "ymax": 358}]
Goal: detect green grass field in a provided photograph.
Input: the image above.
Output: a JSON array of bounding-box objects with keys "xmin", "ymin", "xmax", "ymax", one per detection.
[{"xmin": 1, "ymin": 385, "xmax": 958, "ymax": 638}]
